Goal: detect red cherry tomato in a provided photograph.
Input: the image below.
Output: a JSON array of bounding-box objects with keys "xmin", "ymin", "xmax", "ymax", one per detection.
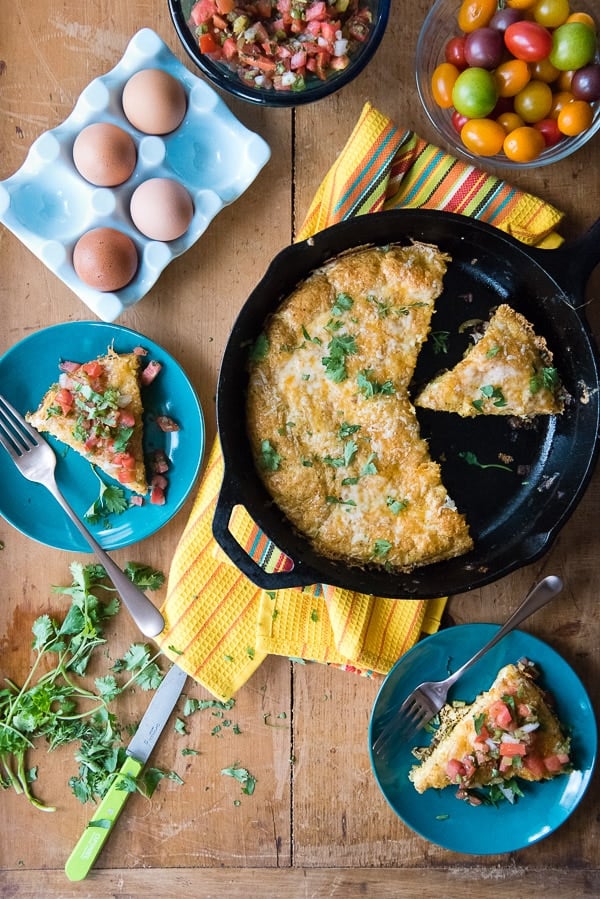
[
  {"xmin": 534, "ymin": 117, "xmax": 563, "ymax": 146},
  {"xmin": 504, "ymin": 21, "xmax": 553, "ymax": 62},
  {"xmin": 445, "ymin": 36, "xmax": 467, "ymax": 69},
  {"xmin": 452, "ymin": 110, "xmax": 470, "ymax": 133}
]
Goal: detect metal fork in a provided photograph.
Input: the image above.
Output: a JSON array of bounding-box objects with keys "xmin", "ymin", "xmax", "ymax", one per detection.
[
  {"xmin": 0, "ymin": 394, "xmax": 165, "ymax": 638},
  {"xmin": 372, "ymin": 574, "xmax": 564, "ymax": 755}
]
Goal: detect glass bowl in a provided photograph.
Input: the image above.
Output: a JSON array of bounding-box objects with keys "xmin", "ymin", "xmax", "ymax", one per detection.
[
  {"xmin": 168, "ymin": 0, "xmax": 390, "ymax": 107},
  {"xmin": 415, "ymin": 0, "xmax": 600, "ymax": 169}
]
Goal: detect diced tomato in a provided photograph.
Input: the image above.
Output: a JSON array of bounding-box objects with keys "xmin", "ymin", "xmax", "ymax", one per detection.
[
  {"xmin": 199, "ymin": 32, "xmax": 221, "ymax": 56},
  {"xmin": 84, "ymin": 435, "xmax": 100, "ymax": 450},
  {"xmin": 140, "ymin": 359, "xmax": 163, "ymax": 386},
  {"xmin": 129, "ymin": 495, "xmax": 144, "ymax": 506},
  {"xmin": 151, "ymin": 448, "xmax": 170, "ymax": 473},
  {"xmin": 82, "ymin": 361, "xmax": 104, "ymax": 378},
  {"xmin": 518, "ymin": 703, "xmax": 532, "ymax": 719},
  {"xmin": 151, "ymin": 473, "xmax": 168, "ymax": 490},
  {"xmin": 133, "ymin": 345, "xmax": 148, "ymax": 356},
  {"xmin": 215, "ymin": 0, "xmax": 235, "ymax": 12},
  {"xmin": 55, "ymin": 387, "xmax": 74, "ymax": 414},
  {"xmin": 118, "ymin": 410, "xmax": 136, "ymax": 428},
  {"xmin": 544, "ymin": 754, "xmax": 568, "ymax": 773},
  {"xmin": 306, "ymin": 2, "xmax": 327, "ymax": 21},
  {"xmin": 150, "ymin": 484, "xmax": 166, "ymax": 505},
  {"xmin": 113, "ymin": 451, "xmax": 136, "ymax": 470},
  {"xmin": 499, "ymin": 741, "xmax": 527, "ymax": 757},
  {"xmin": 445, "ymin": 758, "xmax": 466, "ymax": 782},
  {"xmin": 156, "ymin": 415, "xmax": 180, "ymax": 432},
  {"xmin": 222, "ymin": 37, "xmax": 238, "ymax": 60},
  {"xmin": 191, "ymin": 0, "xmax": 217, "ymax": 26},
  {"xmin": 523, "ymin": 753, "xmax": 547, "ymax": 778},
  {"xmin": 117, "ymin": 469, "xmax": 135, "ymax": 484},
  {"xmin": 58, "ymin": 360, "xmax": 81, "ymax": 373},
  {"xmin": 488, "ymin": 700, "xmax": 514, "ymax": 730},
  {"xmin": 473, "ymin": 724, "xmax": 491, "ymax": 744}
]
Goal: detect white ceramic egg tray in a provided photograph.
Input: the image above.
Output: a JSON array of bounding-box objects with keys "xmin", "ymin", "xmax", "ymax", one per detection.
[{"xmin": 0, "ymin": 28, "xmax": 271, "ymax": 322}]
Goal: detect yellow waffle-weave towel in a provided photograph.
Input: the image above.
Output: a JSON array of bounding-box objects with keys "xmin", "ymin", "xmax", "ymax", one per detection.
[{"xmin": 156, "ymin": 103, "xmax": 564, "ymax": 700}]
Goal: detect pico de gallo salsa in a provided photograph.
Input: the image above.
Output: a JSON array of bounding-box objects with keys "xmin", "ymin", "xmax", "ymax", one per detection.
[{"xmin": 188, "ymin": 0, "xmax": 374, "ymax": 92}]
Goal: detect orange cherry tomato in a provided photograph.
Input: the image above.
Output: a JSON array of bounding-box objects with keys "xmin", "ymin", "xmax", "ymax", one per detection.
[
  {"xmin": 460, "ymin": 118, "xmax": 507, "ymax": 155},
  {"xmin": 566, "ymin": 12, "xmax": 596, "ymax": 31},
  {"xmin": 506, "ymin": 0, "xmax": 538, "ymax": 9},
  {"xmin": 457, "ymin": 0, "xmax": 498, "ymax": 33},
  {"xmin": 431, "ymin": 62, "xmax": 460, "ymax": 108},
  {"xmin": 557, "ymin": 99, "xmax": 594, "ymax": 135},
  {"xmin": 503, "ymin": 125, "xmax": 546, "ymax": 161},
  {"xmin": 497, "ymin": 111, "xmax": 525, "ymax": 132},
  {"xmin": 513, "ymin": 80, "xmax": 553, "ymax": 122},
  {"xmin": 549, "ymin": 89, "xmax": 575, "ymax": 118},
  {"xmin": 495, "ymin": 59, "xmax": 531, "ymax": 97}
]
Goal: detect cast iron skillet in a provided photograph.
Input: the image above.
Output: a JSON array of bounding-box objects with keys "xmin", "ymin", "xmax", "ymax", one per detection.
[{"xmin": 213, "ymin": 209, "xmax": 600, "ymax": 598}]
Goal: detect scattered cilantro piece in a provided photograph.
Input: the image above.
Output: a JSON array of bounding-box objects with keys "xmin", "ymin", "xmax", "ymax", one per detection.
[
  {"xmin": 249, "ymin": 333, "xmax": 269, "ymax": 362},
  {"xmin": 530, "ymin": 366, "xmax": 558, "ymax": 394},
  {"xmin": 386, "ymin": 496, "xmax": 408, "ymax": 514},
  {"xmin": 472, "ymin": 384, "xmax": 507, "ymax": 412},
  {"xmin": 84, "ymin": 466, "xmax": 128, "ymax": 524},
  {"xmin": 357, "ymin": 369, "xmax": 395, "ymax": 398},
  {"xmin": 221, "ymin": 763, "xmax": 256, "ymax": 796},
  {"xmin": 431, "ymin": 331, "xmax": 450, "ymax": 354},
  {"xmin": 458, "ymin": 451, "xmax": 513, "ymax": 472},
  {"xmin": 322, "ymin": 333, "xmax": 358, "ymax": 383},
  {"xmin": 332, "ymin": 292, "xmax": 354, "ymax": 315}
]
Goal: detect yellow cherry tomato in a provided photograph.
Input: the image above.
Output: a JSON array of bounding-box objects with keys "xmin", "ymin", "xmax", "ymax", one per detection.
[
  {"xmin": 557, "ymin": 99, "xmax": 594, "ymax": 135},
  {"xmin": 431, "ymin": 62, "xmax": 460, "ymax": 108},
  {"xmin": 503, "ymin": 125, "xmax": 546, "ymax": 161},
  {"xmin": 513, "ymin": 80, "xmax": 553, "ymax": 122},
  {"xmin": 460, "ymin": 118, "xmax": 507, "ymax": 155},
  {"xmin": 457, "ymin": 0, "xmax": 498, "ymax": 32},
  {"xmin": 506, "ymin": 0, "xmax": 538, "ymax": 10},
  {"xmin": 566, "ymin": 12, "xmax": 596, "ymax": 30},
  {"xmin": 550, "ymin": 89, "xmax": 575, "ymax": 118},
  {"xmin": 533, "ymin": 0, "xmax": 571, "ymax": 28},
  {"xmin": 497, "ymin": 111, "xmax": 525, "ymax": 132},
  {"xmin": 495, "ymin": 59, "xmax": 532, "ymax": 97},
  {"xmin": 530, "ymin": 57, "xmax": 561, "ymax": 83}
]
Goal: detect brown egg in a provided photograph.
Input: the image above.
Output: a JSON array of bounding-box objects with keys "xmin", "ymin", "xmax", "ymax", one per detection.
[
  {"xmin": 122, "ymin": 69, "xmax": 187, "ymax": 135},
  {"xmin": 73, "ymin": 227, "xmax": 138, "ymax": 291},
  {"xmin": 130, "ymin": 178, "xmax": 194, "ymax": 241},
  {"xmin": 73, "ymin": 123, "xmax": 137, "ymax": 186}
]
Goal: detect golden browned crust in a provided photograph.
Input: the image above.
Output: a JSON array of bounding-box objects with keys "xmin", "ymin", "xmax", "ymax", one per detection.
[
  {"xmin": 415, "ymin": 304, "xmax": 564, "ymax": 418},
  {"xmin": 27, "ymin": 349, "xmax": 148, "ymax": 495},
  {"xmin": 246, "ymin": 243, "xmax": 473, "ymax": 572},
  {"xmin": 409, "ymin": 663, "xmax": 571, "ymax": 794}
]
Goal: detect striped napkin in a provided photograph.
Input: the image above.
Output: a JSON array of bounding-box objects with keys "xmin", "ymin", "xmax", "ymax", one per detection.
[{"xmin": 155, "ymin": 102, "xmax": 564, "ymax": 701}]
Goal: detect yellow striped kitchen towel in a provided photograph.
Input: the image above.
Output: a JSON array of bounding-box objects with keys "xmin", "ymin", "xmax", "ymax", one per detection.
[{"xmin": 156, "ymin": 102, "xmax": 565, "ymax": 701}]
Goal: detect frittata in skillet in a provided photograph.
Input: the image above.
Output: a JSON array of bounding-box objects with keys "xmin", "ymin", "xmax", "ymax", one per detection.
[
  {"xmin": 415, "ymin": 304, "xmax": 564, "ymax": 418},
  {"xmin": 246, "ymin": 242, "xmax": 473, "ymax": 572},
  {"xmin": 27, "ymin": 349, "xmax": 148, "ymax": 495}
]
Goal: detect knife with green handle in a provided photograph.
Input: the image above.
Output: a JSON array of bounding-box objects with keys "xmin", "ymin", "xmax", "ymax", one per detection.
[{"xmin": 64, "ymin": 662, "xmax": 188, "ymax": 881}]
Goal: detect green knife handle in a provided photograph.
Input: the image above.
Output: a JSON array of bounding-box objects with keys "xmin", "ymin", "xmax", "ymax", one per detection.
[{"xmin": 64, "ymin": 755, "xmax": 144, "ymax": 881}]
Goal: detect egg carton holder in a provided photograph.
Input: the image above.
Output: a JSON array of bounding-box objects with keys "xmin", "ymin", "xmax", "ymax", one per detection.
[{"xmin": 0, "ymin": 28, "xmax": 271, "ymax": 322}]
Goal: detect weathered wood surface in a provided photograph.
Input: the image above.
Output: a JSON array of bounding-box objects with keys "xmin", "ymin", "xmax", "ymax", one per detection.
[{"xmin": 1, "ymin": 0, "xmax": 598, "ymax": 896}]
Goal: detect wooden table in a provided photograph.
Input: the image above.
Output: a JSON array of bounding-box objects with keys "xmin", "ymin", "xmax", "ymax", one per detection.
[{"xmin": 1, "ymin": 2, "xmax": 599, "ymax": 896}]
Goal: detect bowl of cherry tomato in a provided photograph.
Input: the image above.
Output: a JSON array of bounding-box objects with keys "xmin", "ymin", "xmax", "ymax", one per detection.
[
  {"xmin": 416, "ymin": 0, "xmax": 600, "ymax": 167},
  {"xmin": 168, "ymin": 0, "xmax": 390, "ymax": 106}
]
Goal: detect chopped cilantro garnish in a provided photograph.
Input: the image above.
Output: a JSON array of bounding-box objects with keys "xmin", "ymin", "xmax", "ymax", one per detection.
[
  {"xmin": 360, "ymin": 453, "xmax": 378, "ymax": 476},
  {"xmin": 372, "ymin": 539, "xmax": 392, "ymax": 558},
  {"xmin": 357, "ymin": 369, "xmax": 395, "ymax": 398},
  {"xmin": 431, "ymin": 331, "xmax": 450, "ymax": 354},
  {"xmin": 249, "ymin": 333, "xmax": 269, "ymax": 362},
  {"xmin": 338, "ymin": 422, "xmax": 361, "ymax": 439},
  {"xmin": 530, "ymin": 366, "xmax": 558, "ymax": 394},
  {"xmin": 332, "ymin": 292, "xmax": 353, "ymax": 315},
  {"xmin": 472, "ymin": 384, "xmax": 507, "ymax": 412},
  {"xmin": 386, "ymin": 496, "xmax": 408, "ymax": 514},
  {"xmin": 321, "ymin": 333, "xmax": 358, "ymax": 382},
  {"xmin": 259, "ymin": 439, "xmax": 282, "ymax": 471},
  {"xmin": 84, "ymin": 466, "xmax": 129, "ymax": 524}
]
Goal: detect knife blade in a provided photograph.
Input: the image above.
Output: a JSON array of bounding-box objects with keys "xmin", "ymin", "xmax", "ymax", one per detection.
[{"xmin": 64, "ymin": 662, "xmax": 188, "ymax": 882}]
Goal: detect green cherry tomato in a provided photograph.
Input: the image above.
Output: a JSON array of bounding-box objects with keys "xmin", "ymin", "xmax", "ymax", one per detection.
[
  {"xmin": 549, "ymin": 23, "xmax": 597, "ymax": 71},
  {"xmin": 452, "ymin": 67, "xmax": 498, "ymax": 118}
]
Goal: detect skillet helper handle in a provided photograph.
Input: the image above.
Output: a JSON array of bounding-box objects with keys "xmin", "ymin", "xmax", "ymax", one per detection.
[
  {"xmin": 533, "ymin": 215, "xmax": 600, "ymax": 302},
  {"xmin": 212, "ymin": 474, "xmax": 317, "ymax": 589},
  {"xmin": 64, "ymin": 755, "xmax": 143, "ymax": 881}
]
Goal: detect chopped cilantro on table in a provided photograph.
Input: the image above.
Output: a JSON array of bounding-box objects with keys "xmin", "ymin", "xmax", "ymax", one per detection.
[{"xmin": 0, "ymin": 561, "xmax": 169, "ymax": 811}]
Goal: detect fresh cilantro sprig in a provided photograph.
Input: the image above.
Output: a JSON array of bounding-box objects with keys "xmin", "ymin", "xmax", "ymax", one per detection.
[
  {"xmin": 459, "ymin": 451, "xmax": 513, "ymax": 472},
  {"xmin": 84, "ymin": 466, "xmax": 128, "ymax": 524}
]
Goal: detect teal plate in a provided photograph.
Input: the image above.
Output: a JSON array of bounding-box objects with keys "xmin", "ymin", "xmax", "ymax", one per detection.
[
  {"xmin": 369, "ymin": 624, "xmax": 596, "ymax": 855},
  {"xmin": 0, "ymin": 321, "xmax": 204, "ymax": 551}
]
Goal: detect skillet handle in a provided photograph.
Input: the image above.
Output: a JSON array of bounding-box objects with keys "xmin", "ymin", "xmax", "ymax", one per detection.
[
  {"xmin": 529, "ymin": 216, "xmax": 600, "ymax": 303},
  {"xmin": 211, "ymin": 472, "xmax": 319, "ymax": 590}
]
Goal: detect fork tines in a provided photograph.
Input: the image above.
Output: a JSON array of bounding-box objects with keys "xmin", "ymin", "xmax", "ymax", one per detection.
[
  {"xmin": 0, "ymin": 394, "xmax": 34, "ymax": 457},
  {"xmin": 373, "ymin": 698, "xmax": 433, "ymax": 756}
]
